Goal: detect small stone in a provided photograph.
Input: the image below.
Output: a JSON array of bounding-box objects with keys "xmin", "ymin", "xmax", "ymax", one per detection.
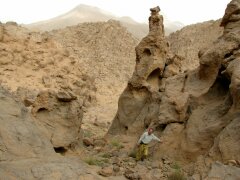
[
  {"xmin": 23, "ymin": 98, "xmax": 35, "ymax": 107},
  {"xmin": 56, "ymin": 91, "xmax": 77, "ymax": 102},
  {"xmin": 93, "ymin": 138, "xmax": 106, "ymax": 147},
  {"xmin": 98, "ymin": 166, "xmax": 113, "ymax": 177},
  {"xmin": 113, "ymin": 165, "xmax": 120, "ymax": 172},
  {"xmin": 83, "ymin": 138, "xmax": 93, "ymax": 146}
]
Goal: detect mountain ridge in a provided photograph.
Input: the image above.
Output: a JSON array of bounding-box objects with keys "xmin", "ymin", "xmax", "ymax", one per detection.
[{"xmin": 26, "ymin": 4, "xmax": 184, "ymax": 39}]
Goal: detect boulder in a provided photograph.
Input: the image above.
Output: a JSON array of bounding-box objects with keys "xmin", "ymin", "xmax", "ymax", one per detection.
[
  {"xmin": 32, "ymin": 90, "xmax": 83, "ymax": 148},
  {"xmin": 56, "ymin": 91, "xmax": 77, "ymax": 102},
  {"xmin": 98, "ymin": 166, "xmax": 113, "ymax": 177},
  {"xmin": 0, "ymin": 87, "xmax": 55, "ymax": 161},
  {"xmin": 205, "ymin": 162, "xmax": 240, "ymax": 180},
  {"xmin": 83, "ymin": 137, "xmax": 94, "ymax": 146}
]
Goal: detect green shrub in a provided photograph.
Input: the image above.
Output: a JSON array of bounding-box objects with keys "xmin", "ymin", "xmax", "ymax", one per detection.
[
  {"xmin": 110, "ymin": 139, "xmax": 124, "ymax": 149},
  {"xmin": 101, "ymin": 153, "xmax": 111, "ymax": 158},
  {"xmin": 171, "ymin": 162, "xmax": 181, "ymax": 170},
  {"xmin": 84, "ymin": 157, "xmax": 106, "ymax": 166}
]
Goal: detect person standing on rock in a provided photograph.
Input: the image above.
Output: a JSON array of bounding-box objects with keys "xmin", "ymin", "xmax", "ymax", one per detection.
[{"xmin": 136, "ymin": 128, "xmax": 163, "ymax": 161}]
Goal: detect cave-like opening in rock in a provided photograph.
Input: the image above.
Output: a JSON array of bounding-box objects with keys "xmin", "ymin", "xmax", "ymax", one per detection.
[
  {"xmin": 147, "ymin": 68, "xmax": 161, "ymax": 90},
  {"xmin": 143, "ymin": 48, "xmax": 151, "ymax": 56},
  {"xmin": 156, "ymin": 124, "xmax": 167, "ymax": 132},
  {"xmin": 54, "ymin": 147, "xmax": 67, "ymax": 155},
  {"xmin": 37, "ymin": 107, "xmax": 48, "ymax": 113}
]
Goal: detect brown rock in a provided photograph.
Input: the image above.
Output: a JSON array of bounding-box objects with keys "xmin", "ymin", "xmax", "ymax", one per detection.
[
  {"xmin": 124, "ymin": 169, "xmax": 141, "ymax": 180},
  {"xmin": 42, "ymin": 76, "xmax": 52, "ymax": 88},
  {"xmin": 113, "ymin": 164, "xmax": 120, "ymax": 173},
  {"xmin": 109, "ymin": 6, "xmax": 170, "ymax": 135},
  {"xmin": 168, "ymin": 20, "xmax": 223, "ymax": 71},
  {"xmin": 0, "ymin": 51, "xmax": 13, "ymax": 65},
  {"xmin": 205, "ymin": 162, "xmax": 240, "ymax": 180},
  {"xmin": 93, "ymin": 138, "xmax": 107, "ymax": 147},
  {"xmin": 109, "ymin": 0, "xmax": 240, "ymax": 167},
  {"xmin": 56, "ymin": 91, "xmax": 77, "ymax": 102},
  {"xmin": 83, "ymin": 138, "xmax": 93, "ymax": 146},
  {"xmin": 23, "ymin": 98, "xmax": 35, "ymax": 107},
  {"xmin": 0, "ymin": 24, "xmax": 3, "ymax": 41},
  {"xmin": 98, "ymin": 166, "xmax": 113, "ymax": 177},
  {"xmin": 32, "ymin": 90, "xmax": 83, "ymax": 147}
]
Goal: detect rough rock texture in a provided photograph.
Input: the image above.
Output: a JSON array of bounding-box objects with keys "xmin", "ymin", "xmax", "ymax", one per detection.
[
  {"xmin": 0, "ymin": 87, "xmax": 55, "ymax": 161},
  {"xmin": 109, "ymin": 7, "xmax": 181, "ymax": 135},
  {"xmin": 168, "ymin": 19, "xmax": 223, "ymax": 71},
  {"xmin": 109, "ymin": 1, "xmax": 240, "ymax": 170},
  {"xmin": 0, "ymin": 23, "xmax": 3, "ymax": 41},
  {"xmin": 0, "ymin": 20, "xmax": 137, "ymax": 135},
  {"xmin": 0, "ymin": 158, "xmax": 106, "ymax": 180},
  {"xmin": 0, "ymin": 87, "xmax": 106, "ymax": 179},
  {"xmin": 108, "ymin": 8, "xmax": 171, "ymax": 136},
  {"xmin": 51, "ymin": 20, "xmax": 138, "ymax": 125},
  {"xmin": 205, "ymin": 162, "xmax": 240, "ymax": 180},
  {"xmin": 31, "ymin": 90, "xmax": 83, "ymax": 148}
]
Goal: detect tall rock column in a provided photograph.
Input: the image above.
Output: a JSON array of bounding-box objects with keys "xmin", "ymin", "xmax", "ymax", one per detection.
[{"xmin": 108, "ymin": 6, "xmax": 170, "ymax": 135}]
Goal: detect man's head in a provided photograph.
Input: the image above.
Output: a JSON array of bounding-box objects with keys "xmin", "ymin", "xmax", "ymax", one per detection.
[{"xmin": 148, "ymin": 128, "xmax": 153, "ymax": 135}]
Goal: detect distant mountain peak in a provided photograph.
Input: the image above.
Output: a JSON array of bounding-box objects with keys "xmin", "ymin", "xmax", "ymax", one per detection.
[{"xmin": 26, "ymin": 4, "xmax": 183, "ymax": 38}]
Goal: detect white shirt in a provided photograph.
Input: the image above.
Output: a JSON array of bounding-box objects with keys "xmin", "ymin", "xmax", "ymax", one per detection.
[{"xmin": 138, "ymin": 131, "xmax": 161, "ymax": 144}]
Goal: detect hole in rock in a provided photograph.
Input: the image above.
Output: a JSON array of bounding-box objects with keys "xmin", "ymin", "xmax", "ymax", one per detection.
[
  {"xmin": 143, "ymin": 48, "xmax": 151, "ymax": 56},
  {"xmin": 147, "ymin": 68, "xmax": 161, "ymax": 90},
  {"xmin": 37, "ymin": 108, "xmax": 48, "ymax": 113},
  {"xmin": 156, "ymin": 124, "xmax": 167, "ymax": 132},
  {"xmin": 217, "ymin": 68, "xmax": 231, "ymax": 93},
  {"xmin": 125, "ymin": 126, "xmax": 128, "ymax": 130},
  {"xmin": 54, "ymin": 147, "xmax": 67, "ymax": 155},
  {"xmin": 224, "ymin": 52, "xmax": 233, "ymax": 59}
]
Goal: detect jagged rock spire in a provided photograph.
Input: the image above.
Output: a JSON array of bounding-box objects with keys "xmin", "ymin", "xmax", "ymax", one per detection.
[{"xmin": 149, "ymin": 6, "xmax": 164, "ymax": 36}]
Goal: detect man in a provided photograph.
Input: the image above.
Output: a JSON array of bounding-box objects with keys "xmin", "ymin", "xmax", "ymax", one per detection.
[{"xmin": 136, "ymin": 128, "xmax": 163, "ymax": 161}]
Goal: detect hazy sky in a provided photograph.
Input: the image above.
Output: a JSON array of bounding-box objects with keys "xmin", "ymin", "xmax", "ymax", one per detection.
[{"xmin": 0, "ymin": 0, "xmax": 231, "ymax": 25}]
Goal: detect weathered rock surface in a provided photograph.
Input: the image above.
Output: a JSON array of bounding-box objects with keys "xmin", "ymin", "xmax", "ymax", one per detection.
[
  {"xmin": 168, "ymin": 19, "xmax": 223, "ymax": 71},
  {"xmin": 109, "ymin": 1, "xmax": 240, "ymax": 171},
  {"xmin": 204, "ymin": 162, "xmax": 240, "ymax": 180},
  {"xmin": 51, "ymin": 20, "xmax": 138, "ymax": 125},
  {"xmin": 0, "ymin": 20, "xmax": 137, "ymax": 137},
  {"xmin": 0, "ymin": 86, "xmax": 109, "ymax": 179},
  {"xmin": 31, "ymin": 90, "xmax": 83, "ymax": 148},
  {"xmin": 108, "ymin": 6, "xmax": 180, "ymax": 135},
  {"xmin": 0, "ymin": 158, "xmax": 105, "ymax": 180},
  {"xmin": 0, "ymin": 87, "xmax": 55, "ymax": 161}
]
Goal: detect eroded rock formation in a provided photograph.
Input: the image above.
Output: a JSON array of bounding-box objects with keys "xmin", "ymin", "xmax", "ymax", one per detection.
[
  {"xmin": 32, "ymin": 90, "xmax": 83, "ymax": 148},
  {"xmin": 109, "ymin": 1, "xmax": 240, "ymax": 172},
  {"xmin": 0, "ymin": 87, "xmax": 104, "ymax": 179},
  {"xmin": 108, "ymin": 6, "xmax": 181, "ymax": 135}
]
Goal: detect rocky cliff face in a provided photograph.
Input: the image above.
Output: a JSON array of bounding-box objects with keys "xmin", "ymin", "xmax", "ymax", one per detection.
[{"xmin": 109, "ymin": 1, "xmax": 240, "ymax": 177}]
